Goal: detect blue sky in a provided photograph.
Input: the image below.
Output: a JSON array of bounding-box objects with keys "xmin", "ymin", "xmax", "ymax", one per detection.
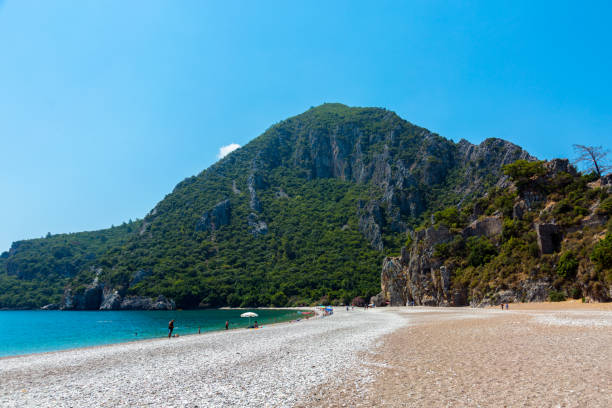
[{"xmin": 0, "ymin": 1, "xmax": 611, "ymax": 251}]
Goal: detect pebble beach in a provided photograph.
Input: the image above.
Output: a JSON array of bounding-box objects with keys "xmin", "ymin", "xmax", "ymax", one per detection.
[
  {"xmin": 0, "ymin": 309, "xmax": 405, "ymax": 407},
  {"xmin": 1, "ymin": 303, "xmax": 611, "ymax": 407}
]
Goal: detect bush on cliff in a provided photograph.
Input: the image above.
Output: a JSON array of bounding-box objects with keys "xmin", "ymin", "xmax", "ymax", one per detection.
[
  {"xmin": 597, "ymin": 196, "xmax": 612, "ymax": 215},
  {"xmin": 433, "ymin": 207, "xmax": 462, "ymax": 229},
  {"xmin": 548, "ymin": 290, "xmax": 567, "ymax": 302},
  {"xmin": 502, "ymin": 160, "xmax": 546, "ymax": 188},
  {"xmin": 591, "ymin": 233, "xmax": 612, "ymax": 271},
  {"xmin": 466, "ymin": 236, "xmax": 497, "ymax": 267},
  {"xmin": 557, "ymin": 251, "xmax": 578, "ymax": 279}
]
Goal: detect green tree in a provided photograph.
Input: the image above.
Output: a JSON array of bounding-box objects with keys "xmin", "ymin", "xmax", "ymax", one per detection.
[
  {"xmin": 502, "ymin": 160, "xmax": 546, "ymax": 187},
  {"xmin": 557, "ymin": 251, "xmax": 578, "ymax": 279},
  {"xmin": 591, "ymin": 233, "xmax": 612, "ymax": 270}
]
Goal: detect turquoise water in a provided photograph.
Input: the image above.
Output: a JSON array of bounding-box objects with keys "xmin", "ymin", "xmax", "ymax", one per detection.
[{"xmin": 0, "ymin": 309, "xmax": 303, "ymax": 357}]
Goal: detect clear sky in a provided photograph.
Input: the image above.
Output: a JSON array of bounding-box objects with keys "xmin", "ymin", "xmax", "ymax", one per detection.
[{"xmin": 0, "ymin": 1, "xmax": 610, "ymax": 251}]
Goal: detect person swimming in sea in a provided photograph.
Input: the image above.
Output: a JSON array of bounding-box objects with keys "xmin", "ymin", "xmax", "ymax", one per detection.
[
  {"xmin": 225, "ymin": 320, "xmax": 229, "ymax": 330},
  {"xmin": 168, "ymin": 319, "xmax": 175, "ymax": 338}
]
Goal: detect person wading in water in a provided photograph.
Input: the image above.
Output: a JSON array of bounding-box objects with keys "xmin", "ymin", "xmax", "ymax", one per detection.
[{"xmin": 168, "ymin": 319, "xmax": 175, "ymax": 338}]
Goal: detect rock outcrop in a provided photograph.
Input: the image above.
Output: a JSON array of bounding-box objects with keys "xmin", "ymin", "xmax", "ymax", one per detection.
[
  {"xmin": 535, "ymin": 223, "xmax": 562, "ymax": 254},
  {"xmin": 475, "ymin": 280, "xmax": 552, "ymax": 306},
  {"xmin": 513, "ymin": 201, "xmax": 527, "ymax": 220},
  {"xmin": 99, "ymin": 287, "xmax": 122, "ymax": 310},
  {"xmin": 232, "ymin": 180, "xmax": 241, "ymax": 194},
  {"xmin": 381, "ymin": 226, "xmax": 456, "ymax": 306},
  {"xmin": 522, "ymin": 190, "xmax": 547, "ymax": 210},
  {"xmin": 369, "ymin": 292, "xmax": 387, "ymax": 307},
  {"xmin": 463, "ymin": 216, "xmax": 502, "ymax": 238},
  {"xmin": 544, "ymin": 158, "xmax": 578, "ymax": 177},
  {"xmin": 358, "ymin": 201, "xmax": 384, "ymax": 250},
  {"xmin": 380, "ymin": 257, "xmax": 407, "ymax": 306},
  {"xmin": 195, "ymin": 199, "xmax": 231, "ymax": 232},
  {"xmin": 247, "ymin": 213, "xmax": 268, "ymax": 236},
  {"xmin": 119, "ymin": 295, "xmax": 175, "ymax": 310},
  {"xmin": 59, "ymin": 278, "xmax": 175, "ymax": 310},
  {"xmin": 455, "ymin": 138, "xmax": 535, "ymax": 199},
  {"xmin": 61, "ymin": 279, "xmax": 103, "ymax": 310},
  {"xmin": 247, "ymin": 173, "xmax": 263, "ymax": 212}
]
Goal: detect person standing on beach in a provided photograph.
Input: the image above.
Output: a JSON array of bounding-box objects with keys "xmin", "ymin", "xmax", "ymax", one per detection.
[
  {"xmin": 225, "ymin": 320, "xmax": 229, "ymax": 330},
  {"xmin": 168, "ymin": 319, "xmax": 175, "ymax": 338}
]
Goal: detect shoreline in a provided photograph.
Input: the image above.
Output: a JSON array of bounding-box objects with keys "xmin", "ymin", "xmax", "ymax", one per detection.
[
  {"xmin": 0, "ymin": 307, "xmax": 314, "ymax": 360},
  {"xmin": 2, "ymin": 299, "xmax": 611, "ymax": 312},
  {"xmin": 1, "ymin": 308, "xmax": 405, "ymax": 407},
  {"xmin": 3, "ymin": 301, "xmax": 608, "ymax": 360}
]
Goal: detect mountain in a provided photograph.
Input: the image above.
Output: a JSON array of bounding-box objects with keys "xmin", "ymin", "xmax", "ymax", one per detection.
[{"xmin": 0, "ymin": 103, "xmax": 539, "ymax": 309}]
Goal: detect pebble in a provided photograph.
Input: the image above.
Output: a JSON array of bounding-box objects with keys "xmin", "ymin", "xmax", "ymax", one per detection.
[{"xmin": 0, "ymin": 309, "xmax": 407, "ymax": 407}]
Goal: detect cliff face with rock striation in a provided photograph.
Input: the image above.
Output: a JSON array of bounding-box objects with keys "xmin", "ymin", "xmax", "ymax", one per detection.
[
  {"xmin": 375, "ymin": 159, "xmax": 612, "ymax": 307},
  {"xmin": 378, "ymin": 225, "xmax": 470, "ymax": 307},
  {"xmin": 41, "ymin": 269, "xmax": 176, "ymax": 311}
]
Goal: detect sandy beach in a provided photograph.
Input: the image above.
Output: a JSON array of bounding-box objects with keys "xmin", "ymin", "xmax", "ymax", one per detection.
[
  {"xmin": 301, "ymin": 303, "xmax": 612, "ymax": 408},
  {"xmin": 1, "ymin": 303, "xmax": 611, "ymax": 407}
]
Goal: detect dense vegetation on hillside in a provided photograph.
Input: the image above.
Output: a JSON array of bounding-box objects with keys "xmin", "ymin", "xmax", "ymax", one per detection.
[
  {"xmin": 1, "ymin": 104, "xmax": 538, "ymax": 309},
  {"xmin": 429, "ymin": 160, "xmax": 611, "ymax": 303},
  {"xmin": 0, "ymin": 222, "xmax": 140, "ymax": 307},
  {"xmin": 94, "ymin": 178, "xmax": 384, "ymax": 308}
]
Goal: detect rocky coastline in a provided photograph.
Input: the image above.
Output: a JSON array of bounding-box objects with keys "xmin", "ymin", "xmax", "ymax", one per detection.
[{"xmin": 41, "ymin": 273, "xmax": 175, "ymax": 311}]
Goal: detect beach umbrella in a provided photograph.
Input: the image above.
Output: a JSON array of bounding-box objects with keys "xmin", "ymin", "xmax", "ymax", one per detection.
[{"xmin": 240, "ymin": 311, "xmax": 258, "ymax": 326}]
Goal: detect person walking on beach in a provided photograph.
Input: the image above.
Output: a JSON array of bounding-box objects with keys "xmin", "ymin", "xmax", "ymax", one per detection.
[
  {"xmin": 225, "ymin": 320, "xmax": 229, "ymax": 330},
  {"xmin": 505, "ymin": 303, "xmax": 509, "ymax": 310},
  {"xmin": 168, "ymin": 319, "xmax": 175, "ymax": 338}
]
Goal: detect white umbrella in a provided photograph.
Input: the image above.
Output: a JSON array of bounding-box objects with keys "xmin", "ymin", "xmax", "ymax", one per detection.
[{"xmin": 240, "ymin": 311, "xmax": 258, "ymax": 326}]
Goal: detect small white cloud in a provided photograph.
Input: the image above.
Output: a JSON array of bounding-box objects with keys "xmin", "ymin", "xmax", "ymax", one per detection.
[{"xmin": 217, "ymin": 143, "xmax": 241, "ymax": 159}]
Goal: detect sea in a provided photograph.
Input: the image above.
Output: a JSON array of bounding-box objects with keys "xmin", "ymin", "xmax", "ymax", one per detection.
[{"xmin": 0, "ymin": 309, "xmax": 304, "ymax": 357}]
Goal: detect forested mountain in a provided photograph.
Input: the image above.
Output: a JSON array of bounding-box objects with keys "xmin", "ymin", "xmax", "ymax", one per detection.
[{"xmin": 1, "ymin": 104, "xmax": 538, "ymax": 309}]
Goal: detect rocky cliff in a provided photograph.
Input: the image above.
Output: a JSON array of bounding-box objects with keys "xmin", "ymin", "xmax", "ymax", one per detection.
[
  {"xmin": 378, "ymin": 225, "xmax": 467, "ymax": 306},
  {"xmin": 41, "ymin": 270, "xmax": 176, "ymax": 311},
  {"xmin": 374, "ymin": 159, "xmax": 612, "ymax": 307}
]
